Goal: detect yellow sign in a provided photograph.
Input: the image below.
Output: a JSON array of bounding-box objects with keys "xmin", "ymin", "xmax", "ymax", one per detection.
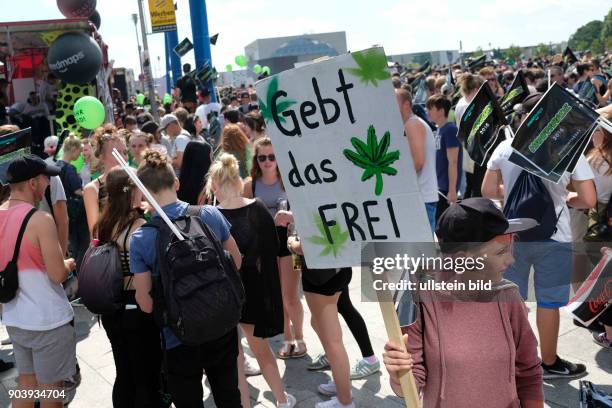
[{"xmin": 148, "ymin": 0, "xmax": 177, "ymax": 33}]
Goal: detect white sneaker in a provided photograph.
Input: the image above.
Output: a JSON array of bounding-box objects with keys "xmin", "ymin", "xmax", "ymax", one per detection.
[
  {"xmin": 244, "ymin": 355, "xmax": 261, "ymax": 376},
  {"xmin": 277, "ymin": 393, "xmax": 296, "ymax": 408},
  {"xmin": 317, "ymin": 380, "xmax": 337, "ymax": 396},
  {"xmin": 315, "ymin": 396, "xmax": 355, "ymax": 408}
]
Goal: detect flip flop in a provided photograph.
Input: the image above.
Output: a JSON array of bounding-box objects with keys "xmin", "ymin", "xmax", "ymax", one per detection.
[
  {"xmin": 277, "ymin": 341, "xmax": 295, "ymax": 359},
  {"xmin": 291, "ymin": 339, "xmax": 307, "ymax": 358}
]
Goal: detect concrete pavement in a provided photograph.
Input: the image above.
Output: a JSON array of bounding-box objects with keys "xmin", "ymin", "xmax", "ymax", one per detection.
[{"xmin": 0, "ymin": 267, "xmax": 609, "ymax": 407}]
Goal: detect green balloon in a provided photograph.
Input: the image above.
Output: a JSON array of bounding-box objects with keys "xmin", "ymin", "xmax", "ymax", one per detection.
[
  {"xmin": 235, "ymin": 55, "xmax": 248, "ymax": 67},
  {"xmin": 163, "ymin": 93, "xmax": 172, "ymax": 104},
  {"xmin": 226, "ymin": 64, "xmax": 233, "ymax": 72},
  {"xmin": 253, "ymin": 64, "xmax": 262, "ymax": 74},
  {"xmin": 136, "ymin": 93, "xmax": 145, "ymax": 105},
  {"xmin": 73, "ymin": 96, "xmax": 105, "ymax": 130},
  {"xmin": 262, "ymin": 66, "xmax": 271, "ymax": 75}
]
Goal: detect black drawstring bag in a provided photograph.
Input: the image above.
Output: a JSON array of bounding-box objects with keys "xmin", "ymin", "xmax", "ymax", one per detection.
[
  {"xmin": 0, "ymin": 208, "xmax": 37, "ymax": 303},
  {"xmin": 503, "ymin": 171, "xmax": 560, "ymax": 241},
  {"xmin": 580, "ymin": 381, "xmax": 612, "ymax": 407}
]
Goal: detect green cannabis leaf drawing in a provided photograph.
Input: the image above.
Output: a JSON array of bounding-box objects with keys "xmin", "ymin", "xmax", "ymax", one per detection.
[
  {"xmin": 307, "ymin": 214, "xmax": 349, "ymax": 257},
  {"xmin": 343, "ymin": 125, "xmax": 400, "ymax": 196},
  {"xmin": 346, "ymin": 49, "xmax": 390, "ymax": 87},
  {"xmin": 258, "ymin": 76, "xmax": 296, "ymax": 124}
]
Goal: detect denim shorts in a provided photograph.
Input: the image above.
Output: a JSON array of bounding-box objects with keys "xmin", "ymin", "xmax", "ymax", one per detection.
[
  {"xmin": 504, "ymin": 239, "xmax": 573, "ymax": 309},
  {"xmin": 424, "ymin": 202, "xmax": 437, "ymax": 235}
]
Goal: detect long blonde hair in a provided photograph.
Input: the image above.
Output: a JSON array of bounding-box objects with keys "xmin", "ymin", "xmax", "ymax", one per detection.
[
  {"xmin": 587, "ymin": 127, "xmax": 612, "ymax": 176},
  {"xmin": 206, "ymin": 153, "xmax": 243, "ymax": 200}
]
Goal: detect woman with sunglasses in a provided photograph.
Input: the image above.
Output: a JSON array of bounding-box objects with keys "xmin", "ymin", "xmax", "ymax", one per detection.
[
  {"xmin": 244, "ymin": 138, "xmax": 307, "ymax": 359},
  {"xmin": 207, "ymin": 153, "xmax": 296, "ymax": 408}
]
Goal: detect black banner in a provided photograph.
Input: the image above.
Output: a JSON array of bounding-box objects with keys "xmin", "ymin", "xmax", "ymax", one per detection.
[
  {"xmin": 499, "ymin": 70, "xmax": 529, "ymax": 114},
  {"xmin": 511, "ymin": 84, "xmax": 599, "ymax": 176},
  {"xmin": 563, "ymin": 46, "xmax": 578, "ymax": 65},
  {"xmin": 0, "ymin": 128, "xmax": 32, "ymax": 185},
  {"xmin": 173, "ymin": 38, "xmax": 193, "ymax": 58},
  {"xmin": 457, "ymin": 83, "xmax": 507, "ymax": 166}
]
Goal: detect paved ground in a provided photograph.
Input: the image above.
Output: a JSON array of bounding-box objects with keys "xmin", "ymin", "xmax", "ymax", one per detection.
[{"xmin": 0, "ymin": 267, "xmax": 609, "ymax": 407}]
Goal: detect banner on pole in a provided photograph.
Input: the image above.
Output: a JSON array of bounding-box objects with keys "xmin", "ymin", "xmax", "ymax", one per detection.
[
  {"xmin": 148, "ymin": 0, "xmax": 177, "ymax": 33},
  {"xmin": 510, "ymin": 84, "xmax": 599, "ymax": 178},
  {"xmin": 255, "ymin": 47, "xmax": 431, "ymax": 269},
  {"xmin": 173, "ymin": 38, "xmax": 193, "ymax": 58},
  {"xmin": 0, "ymin": 128, "xmax": 32, "ymax": 185},
  {"xmin": 457, "ymin": 83, "xmax": 507, "ymax": 166}
]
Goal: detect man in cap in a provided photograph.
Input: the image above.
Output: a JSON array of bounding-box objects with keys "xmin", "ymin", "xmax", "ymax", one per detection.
[
  {"xmin": 0, "ymin": 155, "xmax": 77, "ymax": 407},
  {"xmin": 482, "ymin": 92, "xmax": 596, "ymax": 379},
  {"xmin": 160, "ymin": 113, "xmax": 192, "ymax": 172}
]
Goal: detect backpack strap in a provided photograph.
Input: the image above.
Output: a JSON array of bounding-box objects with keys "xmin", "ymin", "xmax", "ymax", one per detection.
[
  {"xmin": 44, "ymin": 186, "xmax": 55, "ymax": 219},
  {"xmin": 12, "ymin": 208, "xmax": 37, "ymax": 264},
  {"xmin": 186, "ymin": 205, "xmax": 226, "ymax": 256}
]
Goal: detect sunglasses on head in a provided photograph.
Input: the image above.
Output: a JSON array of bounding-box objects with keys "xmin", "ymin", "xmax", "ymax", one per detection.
[{"xmin": 257, "ymin": 154, "xmax": 276, "ymax": 162}]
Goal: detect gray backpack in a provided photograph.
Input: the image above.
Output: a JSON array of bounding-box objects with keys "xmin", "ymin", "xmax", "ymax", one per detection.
[{"xmin": 78, "ymin": 226, "xmax": 132, "ymax": 315}]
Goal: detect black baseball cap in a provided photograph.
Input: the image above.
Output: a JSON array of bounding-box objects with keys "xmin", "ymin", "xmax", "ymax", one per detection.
[
  {"xmin": 435, "ymin": 198, "xmax": 537, "ymax": 249},
  {"xmin": 6, "ymin": 154, "xmax": 60, "ymax": 184}
]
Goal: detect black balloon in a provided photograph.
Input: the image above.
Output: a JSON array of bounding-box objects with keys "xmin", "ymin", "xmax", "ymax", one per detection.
[
  {"xmin": 57, "ymin": 0, "xmax": 97, "ymax": 18},
  {"xmin": 89, "ymin": 10, "xmax": 101, "ymax": 29},
  {"xmin": 48, "ymin": 32, "xmax": 102, "ymax": 85}
]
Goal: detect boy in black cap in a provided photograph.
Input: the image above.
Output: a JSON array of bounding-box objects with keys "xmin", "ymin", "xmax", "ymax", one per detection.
[
  {"xmin": 383, "ymin": 198, "xmax": 544, "ymax": 407},
  {"xmin": 0, "ymin": 154, "xmax": 77, "ymax": 406}
]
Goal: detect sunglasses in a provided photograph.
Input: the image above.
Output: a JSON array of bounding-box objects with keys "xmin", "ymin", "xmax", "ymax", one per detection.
[{"xmin": 257, "ymin": 154, "xmax": 276, "ymax": 162}]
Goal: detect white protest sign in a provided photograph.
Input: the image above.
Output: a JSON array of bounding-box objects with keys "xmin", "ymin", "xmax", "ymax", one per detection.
[{"xmin": 256, "ymin": 47, "xmax": 431, "ymax": 269}]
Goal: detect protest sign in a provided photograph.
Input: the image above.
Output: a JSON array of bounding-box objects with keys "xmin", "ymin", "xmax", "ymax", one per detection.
[
  {"xmin": 457, "ymin": 83, "xmax": 507, "ymax": 166},
  {"xmin": 257, "ymin": 48, "xmax": 428, "ymax": 406},
  {"xmin": 563, "ymin": 46, "xmax": 578, "ymax": 65},
  {"xmin": 0, "ymin": 128, "xmax": 32, "ymax": 185},
  {"xmin": 510, "ymin": 84, "xmax": 599, "ymax": 176},
  {"xmin": 173, "ymin": 38, "xmax": 193, "ymax": 58},
  {"xmin": 255, "ymin": 47, "xmax": 431, "ymax": 269},
  {"xmin": 148, "ymin": 0, "xmax": 177, "ymax": 33},
  {"xmin": 412, "ymin": 74, "xmax": 428, "ymax": 106},
  {"xmin": 566, "ymin": 249, "xmax": 611, "ymax": 327},
  {"xmin": 499, "ymin": 70, "xmax": 529, "ymax": 114}
]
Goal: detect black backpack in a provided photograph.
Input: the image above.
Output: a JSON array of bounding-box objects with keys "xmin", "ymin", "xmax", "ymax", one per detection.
[
  {"xmin": 145, "ymin": 205, "xmax": 244, "ymax": 346},
  {"xmin": 503, "ymin": 171, "xmax": 561, "ymax": 241},
  {"xmin": 0, "ymin": 208, "xmax": 37, "ymax": 303},
  {"xmin": 78, "ymin": 223, "xmax": 134, "ymax": 315}
]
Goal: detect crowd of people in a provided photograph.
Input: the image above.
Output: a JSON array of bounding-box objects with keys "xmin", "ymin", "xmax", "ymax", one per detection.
[{"xmin": 0, "ymin": 49, "xmax": 610, "ymax": 408}]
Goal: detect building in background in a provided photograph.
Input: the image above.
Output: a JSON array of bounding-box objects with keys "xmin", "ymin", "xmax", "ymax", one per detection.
[
  {"xmin": 244, "ymin": 31, "xmax": 347, "ymax": 75},
  {"xmin": 388, "ymin": 50, "xmax": 460, "ymax": 67}
]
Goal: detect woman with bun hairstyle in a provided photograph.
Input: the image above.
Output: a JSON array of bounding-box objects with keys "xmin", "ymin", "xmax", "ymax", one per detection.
[
  {"xmin": 130, "ymin": 150, "xmax": 243, "ymax": 407},
  {"xmin": 83, "ymin": 131, "xmax": 129, "ymax": 237},
  {"xmin": 243, "ymin": 137, "xmax": 307, "ymax": 359},
  {"xmin": 207, "ymin": 153, "xmax": 295, "ymax": 408}
]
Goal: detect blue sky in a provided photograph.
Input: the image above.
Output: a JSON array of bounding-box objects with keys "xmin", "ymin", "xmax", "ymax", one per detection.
[{"xmin": 4, "ymin": 0, "xmax": 611, "ymax": 76}]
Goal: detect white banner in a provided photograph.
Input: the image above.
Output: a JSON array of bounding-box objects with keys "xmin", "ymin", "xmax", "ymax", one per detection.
[{"xmin": 256, "ymin": 47, "xmax": 431, "ymax": 268}]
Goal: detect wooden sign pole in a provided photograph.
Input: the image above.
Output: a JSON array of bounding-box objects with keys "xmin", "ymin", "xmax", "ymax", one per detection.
[{"xmin": 373, "ymin": 269, "xmax": 421, "ymax": 408}]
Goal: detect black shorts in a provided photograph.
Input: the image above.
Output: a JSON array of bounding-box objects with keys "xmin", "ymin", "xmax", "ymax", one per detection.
[
  {"xmin": 276, "ymin": 226, "xmax": 291, "ymax": 257},
  {"xmin": 302, "ymin": 265, "xmax": 352, "ymax": 296}
]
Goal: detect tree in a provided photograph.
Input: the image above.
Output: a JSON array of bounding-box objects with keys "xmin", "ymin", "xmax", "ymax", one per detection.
[
  {"xmin": 568, "ymin": 20, "xmax": 603, "ymax": 51},
  {"xmin": 600, "ymin": 9, "xmax": 612, "ymax": 45},
  {"xmin": 473, "ymin": 46, "xmax": 484, "ymax": 57},
  {"xmin": 506, "ymin": 44, "xmax": 522, "ymax": 61},
  {"xmin": 591, "ymin": 38, "xmax": 603, "ymax": 55},
  {"xmin": 534, "ymin": 43, "xmax": 549, "ymax": 58}
]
